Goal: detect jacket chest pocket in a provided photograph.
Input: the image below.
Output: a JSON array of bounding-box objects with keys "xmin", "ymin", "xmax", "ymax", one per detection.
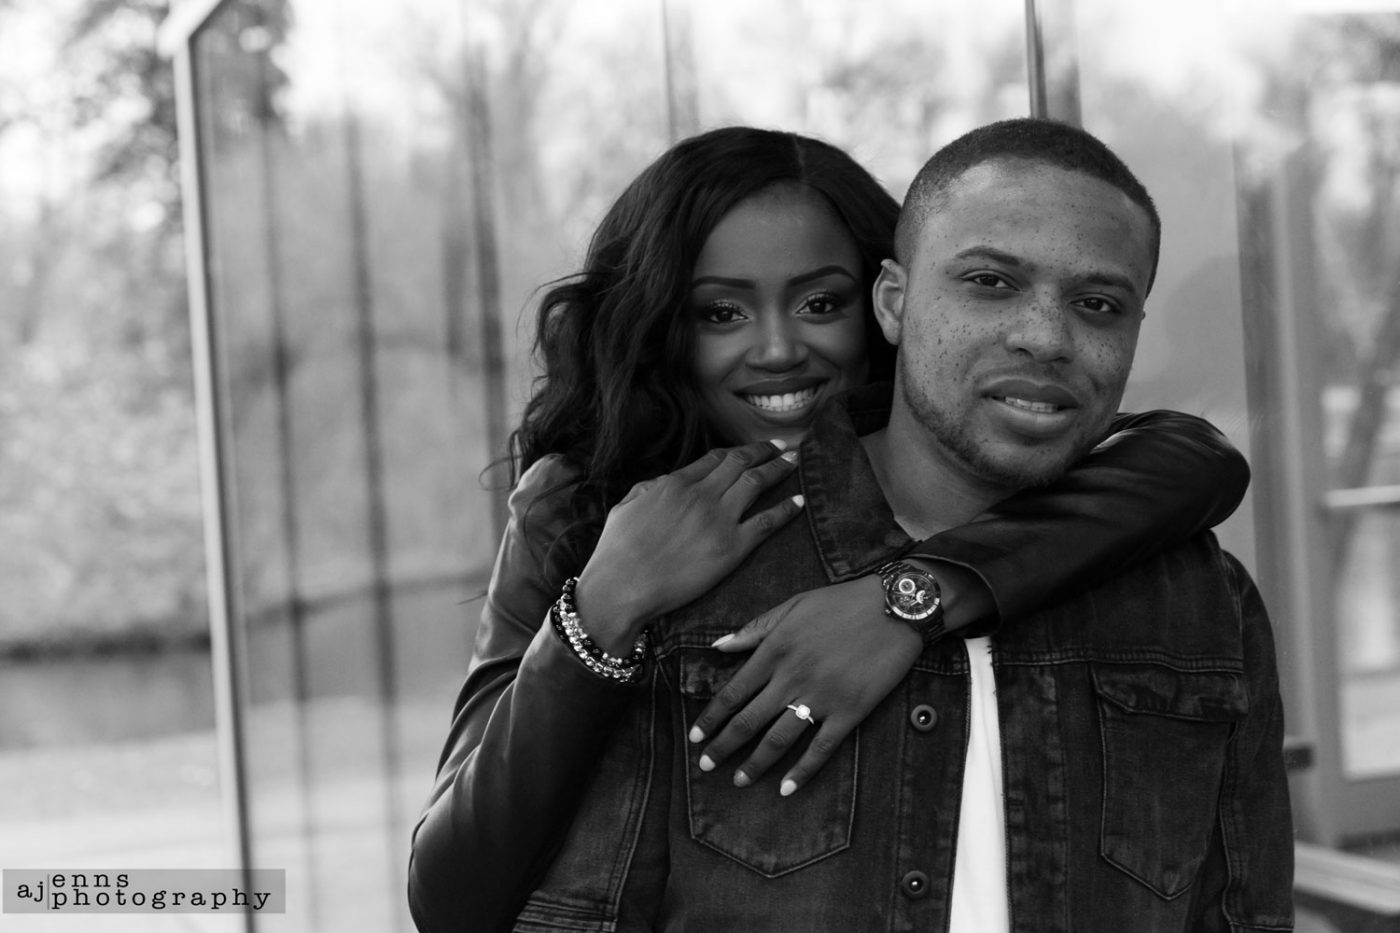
[
  {"xmin": 1093, "ymin": 663, "xmax": 1247, "ymax": 900},
  {"xmin": 673, "ymin": 650, "xmax": 858, "ymax": 878}
]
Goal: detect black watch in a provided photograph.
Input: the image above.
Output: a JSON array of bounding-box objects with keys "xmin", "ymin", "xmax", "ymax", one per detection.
[{"xmin": 874, "ymin": 560, "xmax": 945, "ymax": 644}]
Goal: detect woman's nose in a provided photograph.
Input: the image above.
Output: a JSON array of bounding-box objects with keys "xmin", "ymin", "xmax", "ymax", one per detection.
[{"xmin": 748, "ymin": 314, "xmax": 808, "ymax": 370}]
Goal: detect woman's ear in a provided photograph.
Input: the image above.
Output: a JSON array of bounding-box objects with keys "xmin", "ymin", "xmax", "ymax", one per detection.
[{"xmin": 872, "ymin": 259, "xmax": 907, "ymax": 346}]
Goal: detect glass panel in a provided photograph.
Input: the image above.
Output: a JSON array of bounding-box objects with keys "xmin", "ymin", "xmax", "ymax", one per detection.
[
  {"xmin": 1065, "ymin": 0, "xmax": 1400, "ymax": 795},
  {"xmin": 676, "ymin": 0, "xmax": 1028, "ymax": 195},
  {"xmin": 190, "ymin": 0, "xmax": 670, "ymax": 929},
  {"xmin": 1287, "ymin": 11, "xmax": 1400, "ymax": 779},
  {"xmin": 0, "ymin": 3, "xmax": 223, "ymax": 926}
]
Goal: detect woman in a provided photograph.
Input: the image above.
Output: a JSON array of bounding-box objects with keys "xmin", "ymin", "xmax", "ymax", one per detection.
[{"xmin": 408, "ymin": 127, "xmax": 1249, "ymax": 932}]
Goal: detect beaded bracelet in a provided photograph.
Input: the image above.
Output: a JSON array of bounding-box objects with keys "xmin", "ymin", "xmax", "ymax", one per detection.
[{"xmin": 550, "ymin": 576, "xmax": 647, "ymax": 684}]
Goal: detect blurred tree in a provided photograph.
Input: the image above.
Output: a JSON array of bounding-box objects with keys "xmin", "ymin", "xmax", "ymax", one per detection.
[
  {"xmin": 1293, "ymin": 15, "xmax": 1400, "ymax": 566},
  {"xmin": 0, "ymin": 0, "xmax": 203, "ymax": 647}
]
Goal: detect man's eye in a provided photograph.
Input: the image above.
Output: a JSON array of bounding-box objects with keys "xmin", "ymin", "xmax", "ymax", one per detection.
[
  {"xmin": 967, "ymin": 272, "xmax": 1012, "ymax": 289},
  {"xmin": 1076, "ymin": 296, "xmax": 1120, "ymax": 314}
]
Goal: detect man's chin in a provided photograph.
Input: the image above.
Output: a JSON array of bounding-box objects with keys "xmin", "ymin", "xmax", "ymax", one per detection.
[{"xmin": 963, "ymin": 438, "xmax": 1087, "ymax": 491}]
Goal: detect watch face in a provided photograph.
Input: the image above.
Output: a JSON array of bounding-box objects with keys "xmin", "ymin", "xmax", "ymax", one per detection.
[{"xmin": 887, "ymin": 570, "xmax": 941, "ymax": 621}]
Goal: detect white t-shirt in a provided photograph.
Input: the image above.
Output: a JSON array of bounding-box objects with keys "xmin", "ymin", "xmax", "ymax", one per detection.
[{"xmin": 948, "ymin": 635, "xmax": 1010, "ymax": 933}]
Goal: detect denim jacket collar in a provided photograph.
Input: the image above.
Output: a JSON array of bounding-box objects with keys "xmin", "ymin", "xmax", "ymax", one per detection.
[{"xmin": 799, "ymin": 382, "xmax": 913, "ymax": 582}]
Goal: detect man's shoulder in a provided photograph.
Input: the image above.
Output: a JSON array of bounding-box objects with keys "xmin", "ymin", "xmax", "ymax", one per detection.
[{"xmin": 1023, "ymin": 531, "xmax": 1252, "ymax": 662}]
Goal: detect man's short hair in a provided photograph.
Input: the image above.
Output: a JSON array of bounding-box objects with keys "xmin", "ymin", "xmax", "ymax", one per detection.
[{"xmin": 894, "ymin": 118, "xmax": 1161, "ymax": 292}]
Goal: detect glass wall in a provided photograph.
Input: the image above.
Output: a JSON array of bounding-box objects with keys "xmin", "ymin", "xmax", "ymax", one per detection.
[{"xmin": 169, "ymin": 0, "xmax": 1400, "ymax": 928}]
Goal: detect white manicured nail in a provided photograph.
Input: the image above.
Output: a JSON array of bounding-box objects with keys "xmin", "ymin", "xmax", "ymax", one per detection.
[
  {"xmin": 689, "ymin": 725, "xmax": 705, "ymax": 744},
  {"xmin": 699, "ymin": 754, "xmax": 715, "ymax": 772},
  {"xmin": 711, "ymin": 633, "xmax": 735, "ymax": 648},
  {"xmin": 769, "ymin": 438, "xmax": 788, "ymax": 450},
  {"xmin": 780, "ymin": 779, "xmax": 798, "ymax": 797},
  {"xmin": 791, "ymin": 494, "xmax": 805, "ymax": 508}
]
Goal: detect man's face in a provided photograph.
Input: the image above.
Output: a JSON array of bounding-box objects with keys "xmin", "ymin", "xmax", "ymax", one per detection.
[{"xmin": 874, "ymin": 159, "xmax": 1154, "ymax": 492}]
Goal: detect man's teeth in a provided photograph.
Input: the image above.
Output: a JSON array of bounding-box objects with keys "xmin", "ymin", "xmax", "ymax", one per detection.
[
  {"xmin": 1001, "ymin": 396, "xmax": 1060, "ymax": 414},
  {"xmin": 743, "ymin": 387, "xmax": 819, "ymax": 412}
]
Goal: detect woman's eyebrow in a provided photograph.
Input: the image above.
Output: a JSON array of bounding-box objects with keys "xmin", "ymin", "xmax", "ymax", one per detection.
[
  {"xmin": 788, "ymin": 265, "xmax": 858, "ymax": 287},
  {"xmin": 691, "ymin": 265, "xmax": 857, "ymax": 290}
]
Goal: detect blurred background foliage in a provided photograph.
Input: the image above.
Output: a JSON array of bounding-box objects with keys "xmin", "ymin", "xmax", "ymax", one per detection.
[{"xmin": 0, "ymin": 0, "xmax": 202, "ymax": 649}]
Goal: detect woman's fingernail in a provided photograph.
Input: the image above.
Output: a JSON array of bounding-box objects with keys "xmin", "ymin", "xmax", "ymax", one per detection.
[
  {"xmin": 791, "ymin": 494, "xmax": 805, "ymax": 508},
  {"xmin": 689, "ymin": 725, "xmax": 705, "ymax": 744},
  {"xmin": 711, "ymin": 633, "xmax": 735, "ymax": 648},
  {"xmin": 733, "ymin": 770, "xmax": 751, "ymax": 788},
  {"xmin": 769, "ymin": 438, "xmax": 788, "ymax": 450},
  {"xmin": 780, "ymin": 779, "xmax": 798, "ymax": 797},
  {"xmin": 780, "ymin": 450, "xmax": 798, "ymax": 463},
  {"xmin": 699, "ymin": 754, "xmax": 715, "ymax": 772}
]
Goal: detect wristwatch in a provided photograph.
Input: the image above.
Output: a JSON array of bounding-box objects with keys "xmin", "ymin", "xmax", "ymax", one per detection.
[{"xmin": 874, "ymin": 559, "xmax": 945, "ymax": 644}]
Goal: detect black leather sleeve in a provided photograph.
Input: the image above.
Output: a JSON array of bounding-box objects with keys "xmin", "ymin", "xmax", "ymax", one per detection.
[
  {"xmin": 407, "ymin": 456, "xmax": 638, "ymax": 933},
  {"xmin": 905, "ymin": 410, "xmax": 1251, "ymax": 622}
]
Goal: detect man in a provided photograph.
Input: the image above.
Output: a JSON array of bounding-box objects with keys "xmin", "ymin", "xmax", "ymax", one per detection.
[
  {"xmin": 427, "ymin": 119, "xmax": 1294, "ymax": 932},
  {"xmin": 648, "ymin": 119, "xmax": 1292, "ymax": 930}
]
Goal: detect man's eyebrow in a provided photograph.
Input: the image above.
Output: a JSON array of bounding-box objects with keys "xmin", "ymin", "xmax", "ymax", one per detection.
[
  {"xmin": 952, "ymin": 246, "xmax": 1141, "ymax": 298},
  {"xmin": 691, "ymin": 265, "xmax": 858, "ymax": 289},
  {"xmin": 952, "ymin": 246, "xmax": 1024, "ymax": 267},
  {"xmin": 1081, "ymin": 271, "xmax": 1141, "ymax": 298}
]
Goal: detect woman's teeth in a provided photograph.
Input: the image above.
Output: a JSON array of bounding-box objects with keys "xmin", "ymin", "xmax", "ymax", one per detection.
[
  {"xmin": 743, "ymin": 387, "xmax": 819, "ymax": 412},
  {"xmin": 1001, "ymin": 396, "xmax": 1060, "ymax": 414}
]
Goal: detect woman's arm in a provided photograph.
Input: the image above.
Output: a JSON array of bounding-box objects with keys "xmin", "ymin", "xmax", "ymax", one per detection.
[
  {"xmin": 409, "ymin": 442, "xmax": 806, "ymax": 932},
  {"xmin": 407, "ymin": 456, "xmax": 637, "ymax": 933},
  {"xmin": 689, "ymin": 411, "xmax": 1251, "ymax": 794}
]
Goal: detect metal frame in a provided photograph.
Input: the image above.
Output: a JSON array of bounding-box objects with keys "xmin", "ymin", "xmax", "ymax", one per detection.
[{"xmin": 164, "ymin": 5, "xmax": 256, "ymax": 932}]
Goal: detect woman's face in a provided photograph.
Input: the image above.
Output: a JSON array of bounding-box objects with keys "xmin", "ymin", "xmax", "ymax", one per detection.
[{"xmin": 689, "ymin": 185, "xmax": 870, "ymax": 448}]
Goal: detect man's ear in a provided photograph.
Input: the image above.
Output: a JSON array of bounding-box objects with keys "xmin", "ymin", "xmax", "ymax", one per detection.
[{"xmin": 872, "ymin": 259, "xmax": 907, "ymax": 346}]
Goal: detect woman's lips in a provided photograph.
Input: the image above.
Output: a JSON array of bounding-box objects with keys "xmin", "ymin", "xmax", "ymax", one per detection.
[{"xmin": 741, "ymin": 386, "xmax": 821, "ymax": 413}]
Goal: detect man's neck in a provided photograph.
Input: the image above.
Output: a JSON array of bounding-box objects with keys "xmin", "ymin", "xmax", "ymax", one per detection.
[{"xmin": 859, "ymin": 403, "xmax": 1013, "ymax": 540}]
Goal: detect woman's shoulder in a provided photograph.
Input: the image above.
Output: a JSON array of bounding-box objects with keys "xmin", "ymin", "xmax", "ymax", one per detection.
[
  {"xmin": 512, "ymin": 454, "xmax": 584, "ymax": 501},
  {"xmin": 507, "ymin": 455, "xmax": 591, "ymax": 530}
]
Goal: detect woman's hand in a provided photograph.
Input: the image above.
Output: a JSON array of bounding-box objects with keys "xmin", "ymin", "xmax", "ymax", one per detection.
[
  {"xmin": 686, "ymin": 576, "xmax": 925, "ymax": 796},
  {"xmin": 573, "ymin": 440, "xmax": 804, "ymax": 655}
]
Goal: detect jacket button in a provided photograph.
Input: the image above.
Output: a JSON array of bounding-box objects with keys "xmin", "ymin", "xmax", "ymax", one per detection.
[
  {"xmin": 900, "ymin": 870, "xmax": 930, "ymax": 899},
  {"xmin": 909, "ymin": 704, "xmax": 938, "ymax": 732}
]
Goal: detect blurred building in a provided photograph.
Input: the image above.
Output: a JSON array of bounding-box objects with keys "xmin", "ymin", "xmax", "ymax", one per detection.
[{"xmin": 152, "ymin": 0, "xmax": 1400, "ymax": 930}]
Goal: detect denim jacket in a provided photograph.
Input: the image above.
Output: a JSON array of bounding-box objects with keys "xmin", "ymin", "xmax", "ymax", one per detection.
[{"xmin": 407, "ymin": 388, "xmax": 1269, "ymax": 933}]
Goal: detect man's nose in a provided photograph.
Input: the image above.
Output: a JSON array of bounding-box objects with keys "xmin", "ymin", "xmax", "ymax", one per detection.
[
  {"xmin": 748, "ymin": 314, "xmax": 808, "ymax": 370},
  {"xmin": 1005, "ymin": 292, "xmax": 1073, "ymax": 362}
]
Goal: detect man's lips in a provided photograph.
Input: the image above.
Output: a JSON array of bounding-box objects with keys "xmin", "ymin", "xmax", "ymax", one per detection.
[{"xmin": 982, "ymin": 377, "xmax": 1081, "ymax": 412}]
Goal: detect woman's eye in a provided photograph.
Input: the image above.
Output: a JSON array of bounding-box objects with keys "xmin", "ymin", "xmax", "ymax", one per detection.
[
  {"xmin": 701, "ymin": 303, "xmax": 747, "ymax": 325},
  {"xmin": 799, "ymin": 293, "xmax": 841, "ymax": 316}
]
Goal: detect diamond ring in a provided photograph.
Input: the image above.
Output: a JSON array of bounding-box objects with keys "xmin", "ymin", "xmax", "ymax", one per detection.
[{"xmin": 786, "ymin": 703, "xmax": 817, "ymax": 726}]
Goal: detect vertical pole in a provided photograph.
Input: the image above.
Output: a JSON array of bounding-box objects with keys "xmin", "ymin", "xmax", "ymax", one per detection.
[
  {"xmin": 1024, "ymin": 0, "xmax": 1081, "ymax": 125},
  {"xmin": 340, "ymin": 91, "xmax": 410, "ymax": 933},
  {"xmin": 1024, "ymin": 0, "xmax": 1048, "ymax": 118},
  {"xmin": 464, "ymin": 46, "xmax": 510, "ymax": 543},
  {"xmin": 172, "ymin": 40, "xmax": 257, "ymax": 933},
  {"xmin": 660, "ymin": 0, "xmax": 699, "ymax": 144}
]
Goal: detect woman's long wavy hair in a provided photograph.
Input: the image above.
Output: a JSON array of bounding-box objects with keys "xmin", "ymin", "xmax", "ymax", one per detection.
[{"xmin": 511, "ymin": 126, "xmax": 899, "ymax": 525}]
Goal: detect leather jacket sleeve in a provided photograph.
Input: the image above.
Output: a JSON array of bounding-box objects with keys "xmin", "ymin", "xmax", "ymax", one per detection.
[
  {"xmin": 408, "ymin": 456, "xmax": 639, "ymax": 933},
  {"xmin": 906, "ymin": 410, "xmax": 1251, "ymax": 622}
]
